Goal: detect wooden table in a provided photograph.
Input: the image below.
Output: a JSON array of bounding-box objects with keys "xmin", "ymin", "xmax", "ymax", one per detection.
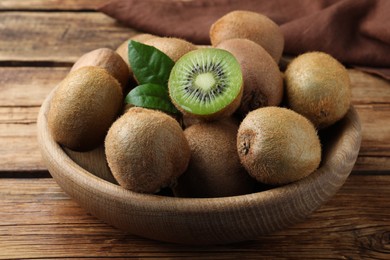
[{"xmin": 0, "ymin": 1, "xmax": 389, "ymax": 259}]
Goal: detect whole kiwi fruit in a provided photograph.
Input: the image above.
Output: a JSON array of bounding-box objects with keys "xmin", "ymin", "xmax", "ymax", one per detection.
[
  {"xmin": 71, "ymin": 48, "xmax": 129, "ymax": 90},
  {"xmin": 210, "ymin": 10, "xmax": 284, "ymax": 63},
  {"xmin": 144, "ymin": 37, "xmax": 197, "ymax": 62},
  {"xmin": 168, "ymin": 48, "xmax": 243, "ymax": 121},
  {"xmin": 48, "ymin": 66, "xmax": 123, "ymax": 151},
  {"xmin": 174, "ymin": 118, "xmax": 255, "ymax": 198},
  {"xmin": 217, "ymin": 38, "xmax": 283, "ymax": 115},
  {"xmin": 105, "ymin": 107, "xmax": 191, "ymax": 193},
  {"xmin": 284, "ymin": 52, "xmax": 352, "ymax": 129},
  {"xmin": 237, "ymin": 106, "xmax": 321, "ymax": 185}
]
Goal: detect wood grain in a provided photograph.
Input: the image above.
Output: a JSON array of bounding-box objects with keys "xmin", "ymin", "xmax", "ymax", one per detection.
[
  {"xmin": 64, "ymin": 145, "xmax": 117, "ymax": 184},
  {"xmin": 0, "ymin": 12, "xmax": 136, "ymax": 63},
  {"xmin": 0, "ymin": 67, "xmax": 68, "ymax": 106},
  {"xmin": 357, "ymin": 105, "xmax": 390, "ymax": 157},
  {"xmin": 0, "ymin": 0, "xmax": 103, "ymax": 10},
  {"xmin": 0, "ymin": 67, "xmax": 67, "ymax": 172},
  {"xmin": 350, "ymin": 69, "xmax": 390, "ymax": 104},
  {"xmin": 354, "ymin": 156, "xmax": 390, "ymax": 173},
  {"xmin": 0, "ymin": 176, "xmax": 388, "ymax": 259},
  {"xmin": 0, "ymin": 122, "xmax": 43, "ymax": 172}
]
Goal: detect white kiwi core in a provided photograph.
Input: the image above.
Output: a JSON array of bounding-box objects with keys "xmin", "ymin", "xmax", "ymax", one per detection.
[{"xmin": 195, "ymin": 73, "xmax": 216, "ymax": 91}]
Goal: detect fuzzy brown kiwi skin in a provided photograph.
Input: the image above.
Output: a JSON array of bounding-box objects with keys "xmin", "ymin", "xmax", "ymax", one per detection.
[
  {"xmin": 174, "ymin": 118, "xmax": 255, "ymax": 198},
  {"xmin": 210, "ymin": 10, "xmax": 284, "ymax": 63},
  {"xmin": 217, "ymin": 38, "xmax": 283, "ymax": 116},
  {"xmin": 285, "ymin": 52, "xmax": 352, "ymax": 129},
  {"xmin": 71, "ymin": 48, "xmax": 130, "ymax": 91},
  {"xmin": 48, "ymin": 66, "xmax": 123, "ymax": 151},
  {"xmin": 237, "ymin": 106, "xmax": 321, "ymax": 185},
  {"xmin": 143, "ymin": 37, "xmax": 197, "ymax": 62},
  {"xmin": 105, "ymin": 107, "xmax": 191, "ymax": 194}
]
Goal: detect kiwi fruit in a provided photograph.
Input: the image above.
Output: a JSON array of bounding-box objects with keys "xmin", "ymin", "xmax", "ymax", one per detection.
[
  {"xmin": 144, "ymin": 37, "xmax": 197, "ymax": 62},
  {"xmin": 71, "ymin": 48, "xmax": 129, "ymax": 91},
  {"xmin": 217, "ymin": 38, "xmax": 283, "ymax": 115},
  {"xmin": 105, "ymin": 107, "xmax": 191, "ymax": 193},
  {"xmin": 116, "ymin": 33, "xmax": 156, "ymax": 71},
  {"xmin": 237, "ymin": 106, "xmax": 321, "ymax": 185},
  {"xmin": 168, "ymin": 48, "xmax": 243, "ymax": 120},
  {"xmin": 48, "ymin": 66, "xmax": 123, "ymax": 151},
  {"xmin": 284, "ymin": 52, "xmax": 352, "ymax": 129},
  {"xmin": 174, "ymin": 118, "xmax": 255, "ymax": 198},
  {"xmin": 182, "ymin": 116, "xmax": 204, "ymax": 129},
  {"xmin": 210, "ymin": 10, "xmax": 284, "ymax": 63}
]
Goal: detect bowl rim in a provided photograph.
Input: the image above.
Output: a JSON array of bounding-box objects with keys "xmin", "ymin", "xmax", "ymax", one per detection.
[{"xmin": 37, "ymin": 86, "xmax": 362, "ymax": 244}]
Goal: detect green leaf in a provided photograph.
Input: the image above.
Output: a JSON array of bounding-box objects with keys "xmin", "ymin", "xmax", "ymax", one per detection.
[
  {"xmin": 125, "ymin": 83, "xmax": 179, "ymax": 114},
  {"xmin": 128, "ymin": 40, "xmax": 175, "ymax": 86}
]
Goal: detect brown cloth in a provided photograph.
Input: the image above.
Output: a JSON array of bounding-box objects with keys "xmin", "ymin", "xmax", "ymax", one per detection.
[{"xmin": 99, "ymin": 0, "xmax": 390, "ymax": 80}]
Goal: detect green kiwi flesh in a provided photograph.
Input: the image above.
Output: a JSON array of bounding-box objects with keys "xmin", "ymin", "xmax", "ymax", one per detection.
[{"xmin": 168, "ymin": 48, "xmax": 243, "ymax": 120}]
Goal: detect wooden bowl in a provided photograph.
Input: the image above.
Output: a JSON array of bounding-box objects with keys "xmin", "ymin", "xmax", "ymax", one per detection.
[{"xmin": 37, "ymin": 88, "xmax": 362, "ymax": 245}]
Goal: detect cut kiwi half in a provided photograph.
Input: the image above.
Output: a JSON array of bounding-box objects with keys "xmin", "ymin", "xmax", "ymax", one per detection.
[{"xmin": 168, "ymin": 48, "xmax": 243, "ymax": 120}]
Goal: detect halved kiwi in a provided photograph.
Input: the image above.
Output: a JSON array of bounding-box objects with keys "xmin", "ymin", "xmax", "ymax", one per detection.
[{"xmin": 168, "ymin": 48, "xmax": 243, "ymax": 120}]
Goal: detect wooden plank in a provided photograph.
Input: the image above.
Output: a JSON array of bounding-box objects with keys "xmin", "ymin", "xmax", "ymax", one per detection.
[
  {"xmin": 350, "ymin": 69, "xmax": 390, "ymax": 104},
  {"xmin": 0, "ymin": 67, "xmax": 67, "ymax": 172},
  {"xmin": 0, "ymin": 67, "xmax": 61, "ymax": 172},
  {"xmin": 0, "ymin": 176, "xmax": 388, "ymax": 259},
  {"xmin": 0, "ymin": 12, "xmax": 136, "ymax": 63},
  {"xmin": 0, "ymin": 0, "xmax": 104, "ymax": 10},
  {"xmin": 0, "ymin": 67, "xmax": 68, "ymax": 106},
  {"xmin": 0, "ymin": 123, "xmax": 43, "ymax": 171},
  {"xmin": 357, "ymin": 105, "xmax": 390, "ymax": 157},
  {"xmin": 354, "ymin": 156, "xmax": 390, "ymax": 173}
]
